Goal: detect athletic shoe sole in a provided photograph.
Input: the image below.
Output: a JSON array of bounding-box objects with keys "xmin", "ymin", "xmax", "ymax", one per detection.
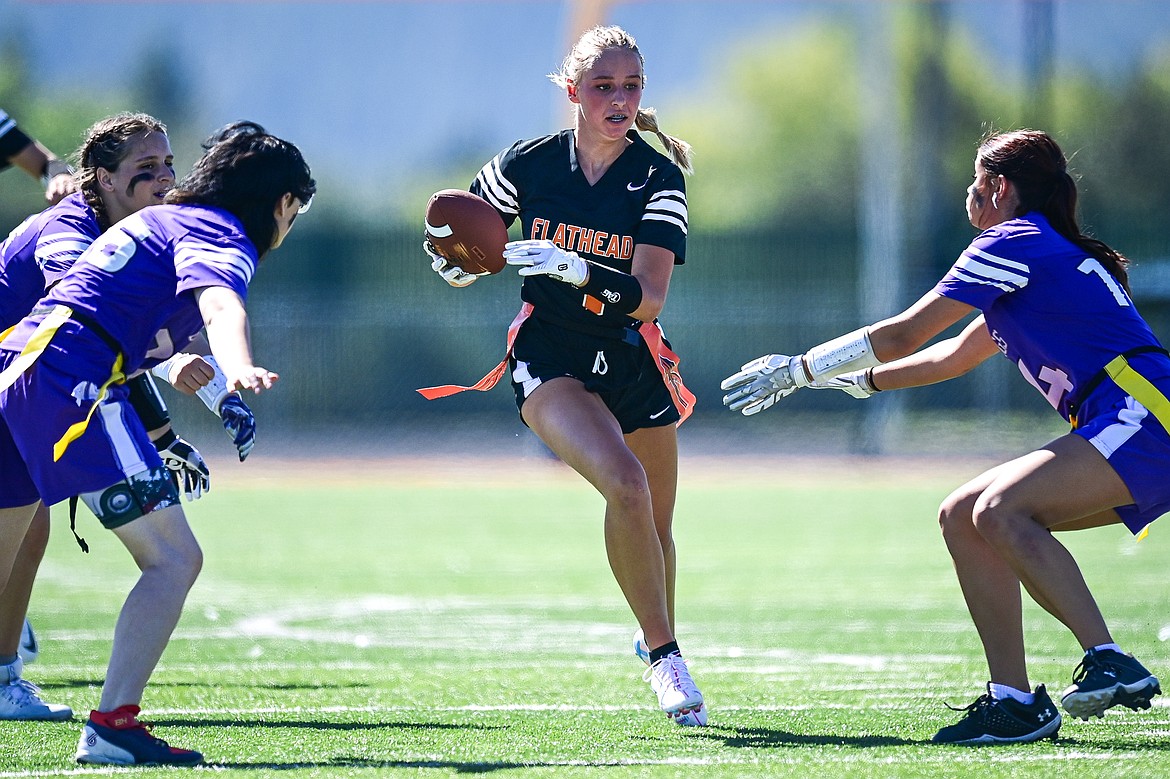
[
  {"xmin": 672, "ymin": 704, "xmax": 708, "ymax": 727},
  {"xmin": 1061, "ymin": 677, "xmax": 1162, "ymax": 720},
  {"xmin": 939, "ymin": 715, "xmax": 1061, "ymax": 745}
]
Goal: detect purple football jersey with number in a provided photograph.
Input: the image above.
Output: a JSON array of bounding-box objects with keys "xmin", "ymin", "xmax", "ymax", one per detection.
[
  {"xmin": 933, "ymin": 212, "xmax": 1164, "ymax": 422},
  {"xmin": 2, "ymin": 204, "xmax": 256, "ymax": 376},
  {"xmin": 0, "ymin": 192, "xmax": 100, "ymax": 329}
]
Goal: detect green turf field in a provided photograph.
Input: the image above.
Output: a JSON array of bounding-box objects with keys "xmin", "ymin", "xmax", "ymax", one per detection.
[{"xmin": 4, "ymin": 455, "xmax": 1169, "ymax": 777}]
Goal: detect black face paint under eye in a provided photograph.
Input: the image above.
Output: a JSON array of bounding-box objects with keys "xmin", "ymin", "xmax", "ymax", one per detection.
[{"xmin": 125, "ymin": 171, "xmax": 157, "ymax": 196}]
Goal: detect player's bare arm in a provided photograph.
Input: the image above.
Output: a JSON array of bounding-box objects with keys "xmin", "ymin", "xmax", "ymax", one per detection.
[
  {"xmin": 870, "ymin": 315, "xmax": 999, "ymax": 391},
  {"xmin": 195, "ymin": 285, "xmax": 278, "ymax": 392},
  {"xmin": 628, "ymin": 243, "xmax": 674, "ymax": 322},
  {"xmin": 866, "ymin": 291, "xmax": 978, "ymax": 363}
]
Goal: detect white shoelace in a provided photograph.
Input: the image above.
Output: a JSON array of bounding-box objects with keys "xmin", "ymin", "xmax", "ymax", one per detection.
[
  {"xmin": 2, "ymin": 678, "xmax": 45, "ymax": 707},
  {"xmin": 643, "ymin": 654, "xmax": 701, "ymax": 699}
]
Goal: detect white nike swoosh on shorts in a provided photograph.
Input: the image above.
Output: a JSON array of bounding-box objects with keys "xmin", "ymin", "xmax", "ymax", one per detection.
[{"xmin": 649, "ymin": 405, "xmax": 672, "ymax": 419}]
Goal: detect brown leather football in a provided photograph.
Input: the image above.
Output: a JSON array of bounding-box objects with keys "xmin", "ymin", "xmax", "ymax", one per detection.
[{"xmin": 424, "ymin": 189, "xmax": 507, "ymax": 274}]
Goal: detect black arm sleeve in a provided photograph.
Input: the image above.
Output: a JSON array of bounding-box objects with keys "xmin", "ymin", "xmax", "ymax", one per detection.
[
  {"xmin": 126, "ymin": 373, "xmax": 171, "ymax": 432},
  {"xmin": 578, "ymin": 262, "xmax": 644, "ymax": 316}
]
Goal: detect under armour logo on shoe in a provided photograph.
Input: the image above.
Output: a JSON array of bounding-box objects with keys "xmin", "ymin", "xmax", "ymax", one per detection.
[{"xmin": 1038, "ymin": 707, "xmax": 1055, "ymax": 722}]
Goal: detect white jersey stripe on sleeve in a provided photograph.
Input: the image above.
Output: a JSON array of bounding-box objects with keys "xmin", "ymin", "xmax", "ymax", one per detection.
[
  {"xmin": 646, "ymin": 198, "xmax": 688, "ymax": 220},
  {"xmin": 475, "ymin": 155, "xmax": 519, "ymax": 215},
  {"xmin": 175, "ymin": 245, "xmax": 254, "ymax": 286},
  {"xmin": 949, "ymin": 266, "xmax": 1018, "ymax": 294},
  {"xmin": 966, "ymin": 245, "xmax": 1030, "ymax": 272},
  {"xmin": 643, "ymin": 213, "xmax": 688, "ymax": 235},
  {"xmin": 648, "ymin": 189, "xmax": 687, "ymax": 205},
  {"xmin": 35, "ymin": 235, "xmax": 92, "ymax": 269},
  {"xmin": 953, "ymin": 253, "xmax": 1030, "ymax": 290}
]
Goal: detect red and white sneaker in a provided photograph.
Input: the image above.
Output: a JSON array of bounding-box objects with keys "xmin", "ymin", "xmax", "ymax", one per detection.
[{"xmin": 75, "ymin": 705, "xmax": 203, "ymax": 766}]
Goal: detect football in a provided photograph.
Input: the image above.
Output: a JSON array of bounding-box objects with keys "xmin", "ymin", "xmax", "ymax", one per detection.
[{"xmin": 424, "ymin": 189, "xmax": 508, "ymax": 275}]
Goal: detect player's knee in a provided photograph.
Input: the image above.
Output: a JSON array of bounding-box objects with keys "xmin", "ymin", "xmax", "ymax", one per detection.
[
  {"xmin": 969, "ymin": 493, "xmax": 1018, "ymax": 545},
  {"xmin": 170, "ymin": 541, "xmax": 203, "ymax": 592},
  {"xmin": 937, "ymin": 490, "xmax": 977, "ymax": 540},
  {"xmin": 601, "ymin": 468, "xmax": 652, "ymax": 516}
]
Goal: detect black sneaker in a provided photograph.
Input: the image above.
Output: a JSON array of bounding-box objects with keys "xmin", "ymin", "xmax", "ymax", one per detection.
[
  {"xmin": 1060, "ymin": 648, "xmax": 1161, "ymax": 720},
  {"xmin": 932, "ymin": 684, "xmax": 1061, "ymax": 745}
]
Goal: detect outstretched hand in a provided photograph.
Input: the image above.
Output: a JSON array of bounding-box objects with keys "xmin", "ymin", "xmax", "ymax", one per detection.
[
  {"xmin": 720, "ymin": 354, "xmax": 810, "ymax": 416},
  {"xmin": 230, "ymin": 367, "xmax": 279, "ymax": 394}
]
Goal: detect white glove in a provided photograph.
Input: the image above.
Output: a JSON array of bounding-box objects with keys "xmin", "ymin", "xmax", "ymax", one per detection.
[
  {"xmin": 155, "ymin": 430, "xmax": 210, "ymax": 500},
  {"xmin": 424, "ymin": 240, "xmax": 486, "ymax": 288},
  {"xmin": 809, "ymin": 369, "xmax": 879, "ymax": 399},
  {"xmin": 720, "ymin": 354, "xmax": 812, "ymax": 416},
  {"xmin": 503, "ymin": 239, "xmax": 588, "ymax": 286}
]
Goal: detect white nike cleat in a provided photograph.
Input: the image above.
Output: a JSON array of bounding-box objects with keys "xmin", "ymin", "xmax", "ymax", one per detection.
[{"xmin": 643, "ymin": 652, "xmax": 705, "ymax": 726}]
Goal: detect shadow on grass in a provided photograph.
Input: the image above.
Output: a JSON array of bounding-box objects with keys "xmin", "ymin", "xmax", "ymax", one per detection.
[
  {"xmin": 687, "ymin": 725, "xmax": 917, "ymax": 748},
  {"xmin": 1050, "ymin": 734, "xmax": 1170, "ymax": 750},
  {"xmin": 207, "ymin": 757, "xmax": 542, "ymax": 771}
]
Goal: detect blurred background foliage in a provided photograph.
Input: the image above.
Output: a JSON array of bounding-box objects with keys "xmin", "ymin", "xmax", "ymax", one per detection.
[{"xmin": 3, "ymin": 3, "xmax": 1169, "ymax": 454}]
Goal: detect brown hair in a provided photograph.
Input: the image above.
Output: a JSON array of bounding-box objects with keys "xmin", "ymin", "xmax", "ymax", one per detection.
[
  {"xmin": 978, "ymin": 129, "xmax": 1130, "ymax": 294},
  {"xmin": 75, "ymin": 112, "xmax": 168, "ymax": 231},
  {"xmin": 550, "ymin": 25, "xmax": 693, "ymax": 174}
]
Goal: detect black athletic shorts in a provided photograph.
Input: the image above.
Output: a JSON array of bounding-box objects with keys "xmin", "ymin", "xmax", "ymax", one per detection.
[{"xmin": 509, "ymin": 316, "xmax": 681, "ymax": 434}]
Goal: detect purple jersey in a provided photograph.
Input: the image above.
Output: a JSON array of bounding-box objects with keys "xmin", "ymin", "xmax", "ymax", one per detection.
[
  {"xmin": 933, "ymin": 213, "xmax": 1165, "ymax": 422},
  {"xmin": 1, "ymin": 204, "xmax": 256, "ymax": 377},
  {"xmin": 0, "ymin": 192, "xmax": 99, "ymax": 328}
]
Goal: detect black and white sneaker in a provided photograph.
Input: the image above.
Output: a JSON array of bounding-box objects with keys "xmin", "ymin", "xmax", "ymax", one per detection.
[
  {"xmin": 932, "ymin": 684, "xmax": 1061, "ymax": 745},
  {"xmin": 1061, "ymin": 648, "xmax": 1161, "ymax": 720}
]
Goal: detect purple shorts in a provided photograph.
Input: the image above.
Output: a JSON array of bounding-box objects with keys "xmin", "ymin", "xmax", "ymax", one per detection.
[
  {"xmin": 1074, "ymin": 384, "xmax": 1170, "ymax": 536},
  {"xmin": 0, "ymin": 351, "xmax": 164, "ymax": 508}
]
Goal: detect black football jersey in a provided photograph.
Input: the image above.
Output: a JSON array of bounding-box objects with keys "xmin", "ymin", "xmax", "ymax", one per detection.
[{"xmin": 471, "ymin": 129, "xmax": 687, "ymax": 334}]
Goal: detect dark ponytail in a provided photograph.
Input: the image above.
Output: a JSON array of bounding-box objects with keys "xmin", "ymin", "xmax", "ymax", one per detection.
[{"xmin": 979, "ymin": 129, "xmax": 1130, "ymax": 295}]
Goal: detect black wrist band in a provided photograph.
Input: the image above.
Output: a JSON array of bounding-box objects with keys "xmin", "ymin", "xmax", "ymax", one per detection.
[
  {"xmin": 578, "ymin": 262, "xmax": 643, "ymax": 316},
  {"xmin": 40, "ymin": 158, "xmax": 74, "ymax": 186}
]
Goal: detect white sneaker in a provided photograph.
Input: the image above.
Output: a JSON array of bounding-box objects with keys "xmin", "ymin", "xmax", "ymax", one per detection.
[
  {"xmin": 0, "ymin": 658, "xmax": 72, "ymax": 721},
  {"xmin": 19, "ymin": 619, "xmax": 38, "ymax": 664},
  {"xmin": 634, "ymin": 632, "xmax": 707, "ymax": 726},
  {"xmin": 643, "ymin": 652, "xmax": 705, "ymax": 725}
]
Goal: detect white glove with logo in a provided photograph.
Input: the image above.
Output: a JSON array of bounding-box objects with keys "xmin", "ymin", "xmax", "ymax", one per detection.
[
  {"xmin": 809, "ymin": 369, "xmax": 880, "ymax": 399},
  {"xmin": 424, "ymin": 240, "xmax": 486, "ymax": 288},
  {"xmin": 503, "ymin": 239, "xmax": 588, "ymax": 286},
  {"xmin": 720, "ymin": 354, "xmax": 812, "ymax": 416}
]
